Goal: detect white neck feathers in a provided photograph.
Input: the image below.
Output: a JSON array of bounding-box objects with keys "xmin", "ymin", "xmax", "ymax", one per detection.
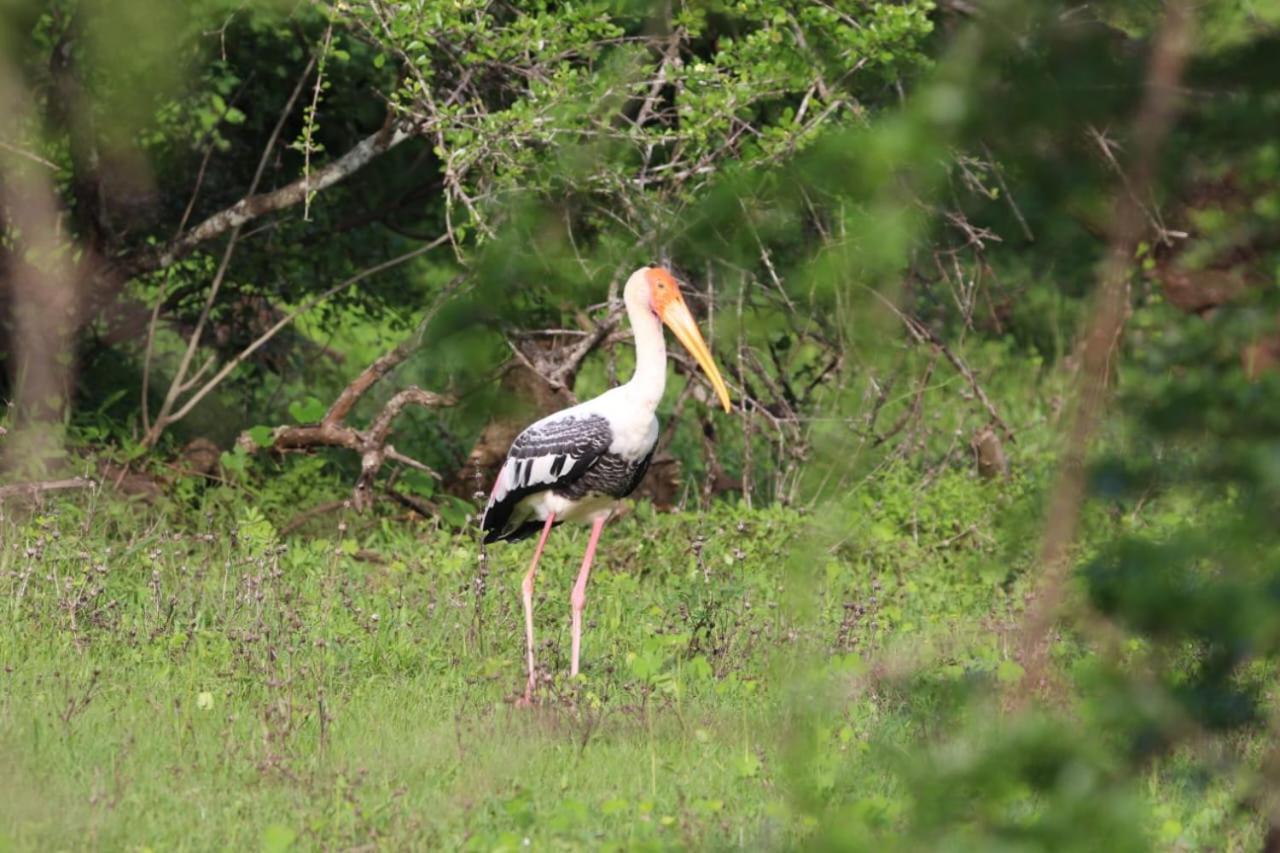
[{"xmin": 621, "ymin": 270, "xmax": 667, "ymax": 412}]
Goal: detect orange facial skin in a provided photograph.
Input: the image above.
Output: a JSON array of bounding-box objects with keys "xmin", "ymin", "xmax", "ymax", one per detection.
[{"xmin": 645, "ymin": 266, "xmax": 684, "ymax": 318}]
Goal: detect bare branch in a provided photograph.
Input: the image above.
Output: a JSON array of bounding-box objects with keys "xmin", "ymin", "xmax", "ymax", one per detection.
[
  {"xmin": 384, "ymin": 486, "xmax": 435, "ymax": 519},
  {"xmin": 386, "ymin": 447, "xmax": 441, "ymax": 479},
  {"xmin": 981, "ymin": 142, "xmax": 1033, "ymax": 241},
  {"xmin": 240, "ymin": 287, "xmax": 463, "ymax": 511},
  {"xmin": 110, "ymin": 117, "xmax": 420, "ymax": 286},
  {"xmin": 323, "ymin": 270, "xmax": 463, "ymax": 425},
  {"xmin": 0, "ymin": 477, "xmax": 96, "ymax": 502},
  {"xmin": 367, "ymin": 387, "xmax": 453, "ymax": 446},
  {"xmin": 547, "ymin": 305, "xmax": 624, "ymax": 388},
  {"xmin": 251, "ymin": 383, "xmax": 455, "ymax": 512},
  {"xmin": 870, "ymin": 289, "xmax": 1013, "ymax": 440},
  {"xmin": 0, "ymin": 138, "xmax": 59, "ymax": 171}
]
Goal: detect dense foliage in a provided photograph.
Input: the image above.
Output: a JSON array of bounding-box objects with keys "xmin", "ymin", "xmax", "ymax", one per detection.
[{"xmin": 4, "ymin": 0, "xmax": 1280, "ymax": 848}]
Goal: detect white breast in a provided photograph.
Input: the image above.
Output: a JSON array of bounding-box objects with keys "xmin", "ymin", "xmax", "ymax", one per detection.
[{"xmin": 609, "ymin": 412, "xmax": 659, "ymax": 460}]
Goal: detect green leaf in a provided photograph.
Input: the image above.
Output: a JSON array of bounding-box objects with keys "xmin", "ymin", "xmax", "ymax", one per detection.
[
  {"xmin": 247, "ymin": 425, "xmax": 275, "ymax": 448},
  {"xmin": 220, "ymin": 448, "xmax": 247, "ymax": 476},
  {"xmin": 686, "ymin": 654, "xmax": 714, "ymax": 682},
  {"xmin": 437, "ymin": 496, "xmax": 473, "ymax": 528},
  {"xmin": 287, "ymin": 397, "xmax": 327, "ymax": 424}
]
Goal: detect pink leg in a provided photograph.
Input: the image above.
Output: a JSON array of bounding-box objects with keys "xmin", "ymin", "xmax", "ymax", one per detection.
[
  {"xmin": 519, "ymin": 514, "xmax": 556, "ymax": 705},
  {"xmin": 570, "ymin": 514, "xmax": 609, "ymax": 678}
]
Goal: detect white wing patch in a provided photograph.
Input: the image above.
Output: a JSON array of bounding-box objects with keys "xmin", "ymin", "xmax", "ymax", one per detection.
[{"xmin": 489, "ymin": 450, "xmax": 585, "ymax": 506}]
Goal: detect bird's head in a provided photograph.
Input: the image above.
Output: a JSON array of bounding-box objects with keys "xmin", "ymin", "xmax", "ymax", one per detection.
[{"xmin": 627, "ymin": 264, "xmax": 732, "ymax": 412}]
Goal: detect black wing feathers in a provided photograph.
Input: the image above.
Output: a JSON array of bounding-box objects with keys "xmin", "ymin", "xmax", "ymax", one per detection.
[{"xmin": 481, "ymin": 413, "xmax": 613, "ymax": 543}]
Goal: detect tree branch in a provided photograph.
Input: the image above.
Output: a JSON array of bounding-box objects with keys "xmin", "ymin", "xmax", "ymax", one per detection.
[
  {"xmin": 240, "ymin": 282, "xmax": 463, "ymax": 512},
  {"xmin": 162, "ymin": 238, "xmax": 450, "ymax": 430},
  {"xmin": 0, "ymin": 477, "xmax": 96, "ymax": 502},
  {"xmin": 107, "ymin": 117, "xmax": 421, "ymax": 286},
  {"xmin": 546, "ymin": 305, "xmax": 624, "ymax": 389},
  {"xmin": 250, "ymin": 384, "xmax": 455, "ymax": 511},
  {"xmin": 323, "ymin": 271, "xmax": 463, "ymax": 425},
  {"xmin": 865, "ymin": 286, "xmax": 1012, "ymax": 440},
  {"xmin": 1012, "ymin": 0, "xmax": 1194, "ymax": 706},
  {"xmin": 367, "ymin": 387, "xmax": 452, "ymax": 447},
  {"xmin": 142, "ymin": 54, "xmax": 319, "ymax": 448}
]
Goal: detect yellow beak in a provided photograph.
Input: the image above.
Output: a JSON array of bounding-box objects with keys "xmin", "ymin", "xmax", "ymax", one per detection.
[{"xmin": 661, "ymin": 300, "xmax": 732, "ymax": 412}]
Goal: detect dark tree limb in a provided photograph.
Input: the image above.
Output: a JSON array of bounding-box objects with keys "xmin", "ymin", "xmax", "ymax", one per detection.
[{"xmin": 384, "ymin": 486, "xmax": 435, "ymax": 519}]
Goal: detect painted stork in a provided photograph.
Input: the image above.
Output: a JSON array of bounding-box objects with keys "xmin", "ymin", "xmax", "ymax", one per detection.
[{"xmin": 482, "ymin": 264, "xmax": 732, "ymax": 704}]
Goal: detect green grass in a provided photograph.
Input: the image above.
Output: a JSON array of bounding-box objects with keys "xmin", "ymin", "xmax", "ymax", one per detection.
[{"xmin": 0, "ymin": 468, "xmax": 1265, "ymax": 850}]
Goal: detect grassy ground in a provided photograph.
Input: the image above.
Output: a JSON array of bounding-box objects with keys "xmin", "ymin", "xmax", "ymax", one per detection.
[{"xmin": 0, "ymin": 464, "xmax": 1264, "ymax": 850}]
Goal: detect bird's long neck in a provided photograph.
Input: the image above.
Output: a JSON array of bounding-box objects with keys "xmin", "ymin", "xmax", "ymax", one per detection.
[{"xmin": 623, "ymin": 297, "xmax": 667, "ymax": 412}]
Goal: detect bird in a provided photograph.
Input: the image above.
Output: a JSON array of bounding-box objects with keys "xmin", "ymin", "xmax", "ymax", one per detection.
[{"xmin": 482, "ymin": 263, "xmax": 732, "ymax": 704}]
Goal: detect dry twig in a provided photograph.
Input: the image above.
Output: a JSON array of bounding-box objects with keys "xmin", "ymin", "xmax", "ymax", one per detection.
[{"xmin": 0, "ymin": 477, "xmax": 96, "ymax": 502}]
